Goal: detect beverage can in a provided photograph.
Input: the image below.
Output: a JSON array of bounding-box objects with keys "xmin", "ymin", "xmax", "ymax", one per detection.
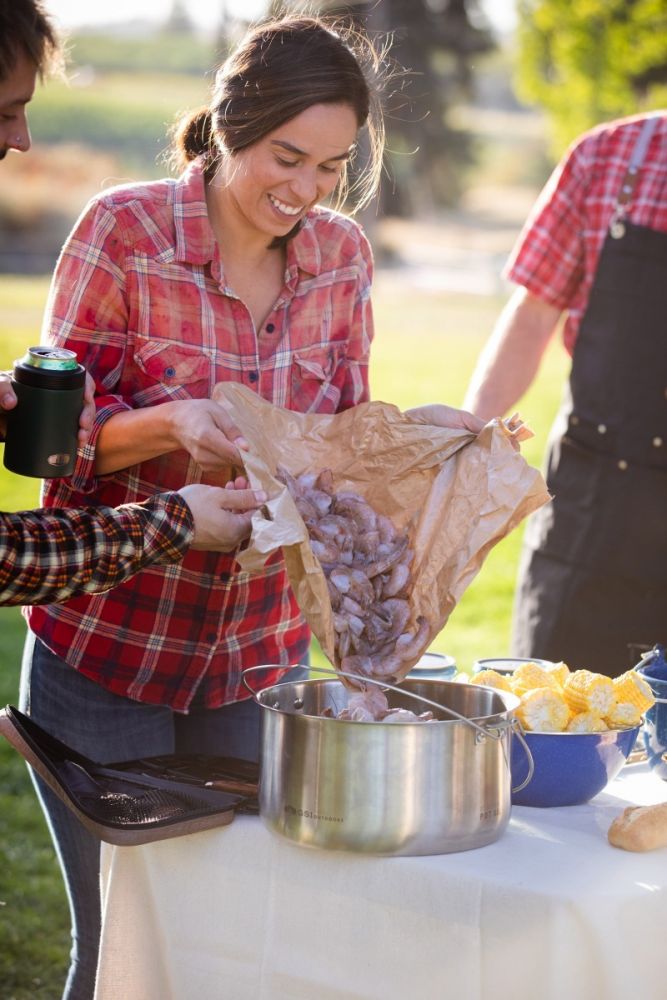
[{"xmin": 3, "ymin": 346, "xmax": 86, "ymax": 478}]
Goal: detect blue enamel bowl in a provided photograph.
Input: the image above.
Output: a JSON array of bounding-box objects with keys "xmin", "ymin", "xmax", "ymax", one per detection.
[
  {"xmin": 637, "ymin": 668, "xmax": 667, "ymax": 781},
  {"xmin": 510, "ymin": 726, "xmax": 640, "ymax": 807}
]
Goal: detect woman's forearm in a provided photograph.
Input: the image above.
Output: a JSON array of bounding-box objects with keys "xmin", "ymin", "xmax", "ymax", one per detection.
[{"xmin": 95, "ymin": 402, "xmax": 181, "ymax": 475}]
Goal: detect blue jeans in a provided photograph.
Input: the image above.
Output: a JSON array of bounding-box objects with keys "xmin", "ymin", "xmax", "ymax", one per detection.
[{"xmin": 19, "ymin": 631, "xmax": 307, "ymax": 1000}]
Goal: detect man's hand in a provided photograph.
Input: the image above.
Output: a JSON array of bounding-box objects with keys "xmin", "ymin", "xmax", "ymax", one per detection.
[
  {"xmin": 177, "ymin": 483, "xmax": 266, "ymax": 552},
  {"xmin": 405, "ymin": 402, "xmax": 485, "ymax": 434},
  {"xmin": 1, "ymin": 370, "xmax": 96, "ymax": 445},
  {"xmin": 0, "ymin": 372, "xmax": 17, "ymax": 440},
  {"xmin": 77, "ymin": 372, "xmax": 96, "ymax": 447}
]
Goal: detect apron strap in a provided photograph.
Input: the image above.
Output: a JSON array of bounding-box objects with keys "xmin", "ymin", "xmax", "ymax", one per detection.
[{"xmin": 609, "ymin": 114, "xmax": 662, "ymax": 238}]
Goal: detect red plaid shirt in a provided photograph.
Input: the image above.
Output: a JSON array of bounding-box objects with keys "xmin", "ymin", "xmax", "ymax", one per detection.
[
  {"xmin": 2, "ymin": 494, "xmax": 192, "ymax": 606},
  {"xmin": 506, "ymin": 113, "xmax": 667, "ymax": 354},
  {"xmin": 26, "ymin": 159, "xmax": 374, "ymax": 711}
]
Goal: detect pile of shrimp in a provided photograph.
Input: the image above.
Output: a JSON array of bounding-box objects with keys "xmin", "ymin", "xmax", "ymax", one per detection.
[
  {"xmin": 321, "ymin": 686, "xmax": 435, "ymax": 723},
  {"xmin": 277, "ymin": 467, "xmax": 433, "ymax": 722}
]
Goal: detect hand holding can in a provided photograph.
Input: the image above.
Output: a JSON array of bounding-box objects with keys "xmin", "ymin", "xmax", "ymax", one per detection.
[{"xmin": 3, "ymin": 347, "xmax": 86, "ymax": 478}]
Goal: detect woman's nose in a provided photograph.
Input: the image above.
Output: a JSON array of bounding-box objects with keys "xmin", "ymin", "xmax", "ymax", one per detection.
[{"xmin": 290, "ymin": 169, "xmax": 319, "ymax": 204}]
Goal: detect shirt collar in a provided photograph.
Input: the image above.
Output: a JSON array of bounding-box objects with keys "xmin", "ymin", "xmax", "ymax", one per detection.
[
  {"xmin": 173, "ymin": 159, "xmax": 217, "ymax": 266},
  {"xmin": 287, "ymin": 215, "xmax": 322, "ymax": 277}
]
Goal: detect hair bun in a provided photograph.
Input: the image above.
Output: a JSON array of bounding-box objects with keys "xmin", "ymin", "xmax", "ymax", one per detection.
[{"xmin": 178, "ymin": 107, "xmax": 213, "ymax": 163}]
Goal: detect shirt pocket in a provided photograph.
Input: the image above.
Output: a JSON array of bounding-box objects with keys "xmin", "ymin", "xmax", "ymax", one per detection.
[
  {"xmin": 289, "ymin": 345, "xmax": 347, "ymax": 413},
  {"xmin": 132, "ymin": 341, "xmax": 211, "ymax": 403}
]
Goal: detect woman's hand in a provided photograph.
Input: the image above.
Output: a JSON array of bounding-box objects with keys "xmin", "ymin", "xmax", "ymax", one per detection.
[
  {"xmin": 167, "ymin": 399, "xmax": 249, "ymax": 473},
  {"xmin": 404, "ymin": 403, "xmax": 485, "ymax": 435},
  {"xmin": 177, "ymin": 483, "xmax": 266, "ymax": 551}
]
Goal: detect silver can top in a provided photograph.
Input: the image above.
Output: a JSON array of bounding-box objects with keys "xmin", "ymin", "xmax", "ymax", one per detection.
[{"xmin": 19, "ymin": 346, "xmax": 80, "ymax": 371}]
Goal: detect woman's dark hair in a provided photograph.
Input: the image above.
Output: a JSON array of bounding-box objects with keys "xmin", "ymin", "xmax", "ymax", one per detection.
[
  {"xmin": 170, "ymin": 15, "xmax": 387, "ymax": 214},
  {"xmin": 0, "ymin": 0, "xmax": 63, "ymax": 83}
]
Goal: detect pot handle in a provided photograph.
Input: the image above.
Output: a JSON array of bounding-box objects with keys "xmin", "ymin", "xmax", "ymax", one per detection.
[
  {"xmin": 509, "ymin": 719, "xmax": 535, "ymax": 794},
  {"xmin": 242, "ymin": 664, "xmax": 513, "ymax": 743}
]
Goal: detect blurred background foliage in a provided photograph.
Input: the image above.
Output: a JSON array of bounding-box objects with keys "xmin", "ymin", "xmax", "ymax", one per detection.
[
  {"xmin": 1, "ymin": 0, "xmax": 665, "ymax": 275},
  {"xmin": 516, "ymin": 0, "xmax": 667, "ymax": 152}
]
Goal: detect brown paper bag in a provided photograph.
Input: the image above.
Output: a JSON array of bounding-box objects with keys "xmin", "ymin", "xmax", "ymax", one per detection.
[{"xmin": 213, "ymin": 382, "xmax": 550, "ymax": 681}]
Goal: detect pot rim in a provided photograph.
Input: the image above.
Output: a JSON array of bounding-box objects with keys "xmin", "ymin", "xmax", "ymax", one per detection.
[{"xmin": 250, "ymin": 673, "xmax": 521, "ymax": 727}]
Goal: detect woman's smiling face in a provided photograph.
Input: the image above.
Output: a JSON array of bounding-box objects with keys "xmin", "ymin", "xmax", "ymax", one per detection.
[{"xmin": 216, "ymin": 102, "xmax": 359, "ymax": 242}]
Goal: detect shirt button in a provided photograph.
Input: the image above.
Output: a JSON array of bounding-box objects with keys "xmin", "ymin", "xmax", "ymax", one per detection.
[
  {"xmin": 265, "ymin": 323, "xmax": 275, "ymax": 333},
  {"xmin": 617, "ymin": 459, "xmax": 628, "ymax": 471},
  {"xmin": 570, "ymin": 414, "xmax": 580, "ymax": 426},
  {"xmin": 248, "ymin": 371, "xmax": 258, "ymax": 383},
  {"xmin": 597, "ymin": 424, "xmax": 607, "ymax": 435},
  {"xmin": 206, "ymin": 632, "xmax": 217, "ymax": 643},
  {"xmin": 165, "ymin": 366, "xmax": 176, "ymax": 378},
  {"xmin": 652, "ymin": 437, "xmax": 663, "ymax": 448}
]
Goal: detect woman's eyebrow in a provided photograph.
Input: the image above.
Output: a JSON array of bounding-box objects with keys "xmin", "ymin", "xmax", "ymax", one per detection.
[{"xmin": 270, "ymin": 139, "xmax": 352, "ymax": 161}]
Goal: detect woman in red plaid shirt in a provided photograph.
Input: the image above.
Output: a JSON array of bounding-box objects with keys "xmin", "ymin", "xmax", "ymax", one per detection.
[{"xmin": 18, "ymin": 14, "xmax": 482, "ymax": 998}]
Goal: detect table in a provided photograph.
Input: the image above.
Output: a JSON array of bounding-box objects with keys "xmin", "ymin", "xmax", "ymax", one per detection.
[{"xmin": 95, "ymin": 763, "xmax": 667, "ymax": 1000}]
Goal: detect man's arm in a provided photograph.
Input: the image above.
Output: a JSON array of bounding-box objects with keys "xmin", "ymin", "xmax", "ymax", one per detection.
[
  {"xmin": 463, "ymin": 288, "xmax": 562, "ymax": 421},
  {"xmin": 0, "ymin": 485, "xmax": 264, "ymax": 607}
]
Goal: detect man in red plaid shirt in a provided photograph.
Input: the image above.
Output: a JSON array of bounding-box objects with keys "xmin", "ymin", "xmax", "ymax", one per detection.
[{"xmin": 465, "ymin": 112, "xmax": 667, "ymax": 676}]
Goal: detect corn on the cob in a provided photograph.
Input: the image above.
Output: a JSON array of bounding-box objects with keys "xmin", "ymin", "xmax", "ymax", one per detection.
[
  {"xmin": 563, "ymin": 670, "xmax": 614, "ymax": 716},
  {"xmin": 511, "ymin": 662, "xmax": 561, "ymax": 697},
  {"xmin": 470, "ymin": 669, "xmax": 513, "ymax": 692},
  {"xmin": 604, "ymin": 701, "xmax": 643, "ymax": 729},
  {"xmin": 566, "ymin": 711, "xmax": 608, "ymax": 733},
  {"xmin": 544, "ymin": 661, "xmax": 570, "ymax": 689},
  {"xmin": 516, "ymin": 686, "xmax": 570, "ymax": 732},
  {"xmin": 612, "ymin": 671, "xmax": 655, "ymax": 714}
]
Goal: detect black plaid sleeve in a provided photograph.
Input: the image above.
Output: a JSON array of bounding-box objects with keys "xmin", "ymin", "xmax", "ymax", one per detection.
[{"xmin": 0, "ymin": 492, "xmax": 194, "ymax": 607}]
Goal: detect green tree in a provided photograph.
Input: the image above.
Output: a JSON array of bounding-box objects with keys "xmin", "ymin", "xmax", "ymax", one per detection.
[{"xmin": 516, "ymin": 0, "xmax": 667, "ymax": 154}]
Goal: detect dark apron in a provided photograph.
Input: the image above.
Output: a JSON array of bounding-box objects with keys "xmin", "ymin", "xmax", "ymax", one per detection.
[{"xmin": 512, "ymin": 122, "xmax": 667, "ymax": 677}]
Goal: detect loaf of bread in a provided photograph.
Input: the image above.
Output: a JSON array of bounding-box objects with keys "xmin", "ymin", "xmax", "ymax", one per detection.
[{"xmin": 608, "ymin": 801, "xmax": 667, "ymax": 852}]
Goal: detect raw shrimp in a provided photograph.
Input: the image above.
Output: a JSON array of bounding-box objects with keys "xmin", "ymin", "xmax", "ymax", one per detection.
[{"xmin": 276, "ymin": 466, "xmax": 433, "ymax": 718}]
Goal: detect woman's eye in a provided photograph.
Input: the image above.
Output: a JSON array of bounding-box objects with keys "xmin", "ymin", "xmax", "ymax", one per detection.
[
  {"xmin": 319, "ymin": 164, "xmax": 338, "ymax": 174},
  {"xmin": 276, "ymin": 157, "xmax": 298, "ymax": 168}
]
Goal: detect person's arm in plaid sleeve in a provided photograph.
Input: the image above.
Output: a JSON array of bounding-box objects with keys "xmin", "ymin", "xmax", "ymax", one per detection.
[
  {"xmin": 0, "ymin": 483, "xmax": 265, "ymax": 607},
  {"xmin": 40, "ymin": 197, "xmax": 248, "ymax": 484}
]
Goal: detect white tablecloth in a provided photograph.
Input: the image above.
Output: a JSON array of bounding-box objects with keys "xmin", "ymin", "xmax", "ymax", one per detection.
[{"xmin": 95, "ymin": 764, "xmax": 667, "ymax": 1000}]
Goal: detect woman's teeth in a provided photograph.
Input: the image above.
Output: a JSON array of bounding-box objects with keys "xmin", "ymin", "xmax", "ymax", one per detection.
[{"xmin": 269, "ymin": 194, "xmax": 301, "ymax": 217}]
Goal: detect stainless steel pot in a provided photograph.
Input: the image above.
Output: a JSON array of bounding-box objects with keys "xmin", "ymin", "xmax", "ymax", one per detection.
[{"xmin": 243, "ymin": 667, "xmax": 531, "ymax": 856}]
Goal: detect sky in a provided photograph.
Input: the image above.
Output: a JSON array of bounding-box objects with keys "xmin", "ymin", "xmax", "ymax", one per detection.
[{"xmin": 49, "ymin": 1, "xmax": 518, "ymax": 35}]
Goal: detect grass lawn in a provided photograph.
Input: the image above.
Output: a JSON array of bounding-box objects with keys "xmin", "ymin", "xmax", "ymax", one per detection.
[{"xmin": 0, "ymin": 272, "xmax": 569, "ymax": 996}]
